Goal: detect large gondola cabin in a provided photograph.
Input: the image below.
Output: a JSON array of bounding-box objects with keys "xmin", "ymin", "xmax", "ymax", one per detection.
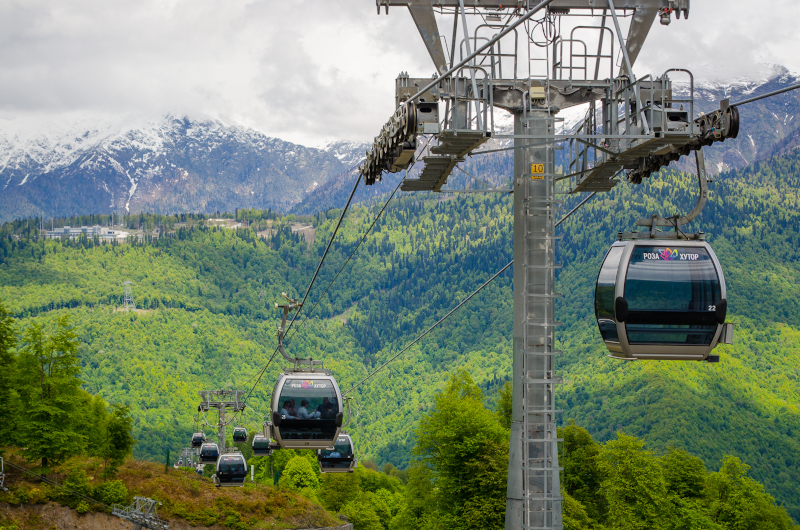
[
  {"xmin": 270, "ymin": 370, "xmax": 343, "ymax": 449},
  {"xmin": 595, "ymin": 240, "xmax": 731, "ymax": 361}
]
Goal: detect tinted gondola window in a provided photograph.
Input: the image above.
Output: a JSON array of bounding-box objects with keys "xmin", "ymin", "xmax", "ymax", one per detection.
[
  {"xmin": 624, "ymin": 246, "xmax": 721, "ymax": 344},
  {"xmin": 252, "ymin": 436, "xmax": 270, "ymax": 449},
  {"xmin": 277, "ymin": 379, "xmax": 339, "ymax": 420},
  {"xmin": 218, "ymin": 456, "xmax": 246, "ymax": 474},
  {"xmin": 595, "ymin": 246, "xmax": 624, "ymax": 341},
  {"xmin": 321, "ymin": 437, "xmax": 353, "ymax": 459}
]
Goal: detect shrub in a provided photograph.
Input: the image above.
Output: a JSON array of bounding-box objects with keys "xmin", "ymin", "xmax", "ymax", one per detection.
[
  {"xmin": 94, "ymin": 480, "xmax": 128, "ymax": 505},
  {"xmin": 76, "ymin": 501, "xmax": 90, "ymax": 514}
]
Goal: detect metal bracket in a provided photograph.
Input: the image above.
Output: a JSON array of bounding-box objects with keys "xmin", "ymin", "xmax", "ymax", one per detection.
[
  {"xmin": 620, "ymin": 147, "xmax": 709, "ymax": 240},
  {"xmin": 276, "ymin": 293, "xmax": 301, "ymax": 363}
]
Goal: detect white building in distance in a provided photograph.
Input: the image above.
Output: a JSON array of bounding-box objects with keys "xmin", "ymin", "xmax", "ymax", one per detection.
[{"xmin": 46, "ymin": 225, "xmax": 129, "ymax": 241}]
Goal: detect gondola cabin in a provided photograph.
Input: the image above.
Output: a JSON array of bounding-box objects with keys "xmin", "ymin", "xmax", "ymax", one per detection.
[
  {"xmin": 198, "ymin": 442, "xmax": 220, "ymax": 463},
  {"xmin": 271, "ymin": 370, "xmax": 343, "ymax": 449},
  {"xmin": 191, "ymin": 432, "xmax": 206, "ymax": 447},
  {"xmin": 317, "ymin": 433, "xmax": 357, "ymax": 473},
  {"xmin": 232, "ymin": 427, "xmax": 248, "ymax": 443},
  {"xmin": 251, "ymin": 434, "xmax": 273, "ymax": 456},
  {"xmin": 213, "ymin": 453, "xmax": 248, "ymax": 488},
  {"xmin": 595, "ymin": 240, "xmax": 732, "ymax": 361}
]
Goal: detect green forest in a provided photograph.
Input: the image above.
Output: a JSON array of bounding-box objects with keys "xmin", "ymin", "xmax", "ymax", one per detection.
[{"xmin": 1, "ymin": 150, "xmax": 799, "ymax": 523}]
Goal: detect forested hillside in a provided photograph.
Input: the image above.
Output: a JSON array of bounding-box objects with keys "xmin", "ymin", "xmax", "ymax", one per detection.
[{"xmin": 1, "ymin": 150, "xmax": 799, "ymax": 518}]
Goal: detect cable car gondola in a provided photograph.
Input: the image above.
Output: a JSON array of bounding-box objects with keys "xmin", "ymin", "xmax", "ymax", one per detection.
[
  {"xmin": 595, "ymin": 240, "xmax": 732, "ymax": 361},
  {"xmin": 317, "ymin": 433, "xmax": 357, "ymax": 473},
  {"xmin": 251, "ymin": 434, "xmax": 272, "ymax": 456},
  {"xmin": 270, "ymin": 369, "xmax": 344, "ymax": 449},
  {"xmin": 212, "ymin": 453, "xmax": 248, "ymax": 487},
  {"xmin": 191, "ymin": 432, "xmax": 206, "ymax": 447},
  {"xmin": 232, "ymin": 427, "xmax": 248, "ymax": 443},
  {"xmin": 198, "ymin": 442, "xmax": 220, "ymax": 463}
]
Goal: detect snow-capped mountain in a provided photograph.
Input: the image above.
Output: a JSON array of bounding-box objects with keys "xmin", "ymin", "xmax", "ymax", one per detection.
[
  {"xmin": 3, "ymin": 69, "xmax": 800, "ymax": 222},
  {"xmin": 0, "ymin": 115, "xmax": 349, "ymax": 222}
]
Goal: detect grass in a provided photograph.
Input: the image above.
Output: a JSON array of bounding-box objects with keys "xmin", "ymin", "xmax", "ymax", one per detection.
[{"xmin": 0, "ymin": 449, "xmax": 342, "ymax": 530}]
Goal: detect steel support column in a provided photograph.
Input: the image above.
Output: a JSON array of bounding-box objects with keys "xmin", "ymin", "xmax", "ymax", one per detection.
[{"xmin": 507, "ymin": 108, "xmax": 562, "ymax": 530}]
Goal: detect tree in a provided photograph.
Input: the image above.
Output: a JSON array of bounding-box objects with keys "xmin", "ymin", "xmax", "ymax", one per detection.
[
  {"xmin": 16, "ymin": 316, "xmax": 86, "ymax": 470},
  {"xmin": 595, "ymin": 432, "xmax": 670, "ymax": 530},
  {"xmin": 278, "ymin": 455, "xmax": 319, "ymax": 491},
  {"xmin": 412, "ymin": 370, "xmax": 509, "ymax": 530},
  {"xmin": 496, "ymin": 380, "xmax": 512, "ymax": 429},
  {"xmin": 561, "ymin": 423, "xmax": 605, "ymax": 522},
  {"xmin": 102, "ymin": 403, "xmax": 135, "ymax": 473},
  {"xmin": 0, "ymin": 300, "xmax": 18, "ymax": 449},
  {"xmin": 341, "ymin": 493, "xmax": 384, "ymax": 530},
  {"xmin": 706, "ymin": 456, "xmax": 796, "ymax": 530},
  {"xmin": 319, "ymin": 471, "xmax": 361, "ymax": 512},
  {"xmin": 83, "ymin": 394, "xmax": 109, "ymax": 457},
  {"xmin": 661, "ymin": 448, "xmax": 707, "ymax": 499}
]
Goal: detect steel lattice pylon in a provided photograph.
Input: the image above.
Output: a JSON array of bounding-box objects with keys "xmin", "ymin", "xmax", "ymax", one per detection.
[
  {"xmin": 508, "ymin": 110, "xmax": 562, "ymax": 528},
  {"xmin": 112, "ymin": 496, "xmax": 169, "ymax": 530},
  {"xmin": 358, "ymin": 1, "xmax": 739, "ymax": 528},
  {"xmin": 123, "ymin": 281, "xmax": 136, "ymax": 312}
]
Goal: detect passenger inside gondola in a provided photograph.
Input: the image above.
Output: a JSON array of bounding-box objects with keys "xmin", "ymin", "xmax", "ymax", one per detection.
[
  {"xmin": 320, "ymin": 436, "xmax": 353, "ymax": 469},
  {"xmin": 298, "ymin": 399, "xmax": 321, "ymax": 419},
  {"xmin": 316, "ymin": 397, "xmax": 331, "ymax": 416},
  {"xmin": 280, "ymin": 400, "xmax": 296, "ymax": 419},
  {"xmin": 321, "ymin": 402, "xmax": 336, "ymax": 419}
]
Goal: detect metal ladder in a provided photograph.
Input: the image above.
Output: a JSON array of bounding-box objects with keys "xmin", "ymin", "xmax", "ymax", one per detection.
[{"xmin": 518, "ymin": 111, "xmax": 563, "ymax": 529}]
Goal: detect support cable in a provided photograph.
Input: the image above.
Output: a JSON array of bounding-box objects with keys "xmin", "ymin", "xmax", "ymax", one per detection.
[
  {"xmin": 3, "ymin": 460, "xmax": 112, "ymax": 511},
  {"xmin": 284, "ymin": 173, "xmax": 363, "ymax": 336},
  {"xmin": 343, "ymin": 260, "xmax": 513, "ymax": 397},
  {"xmin": 731, "ymin": 82, "xmax": 800, "ymax": 107},
  {"xmin": 287, "ymin": 178, "xmax": 404, "ymax": 341},
  {"xmin": 341, "ymin": 189, "xmax": 594, "ymax": 397},
  {"xmin": 224, "ymin": 172, "xmax": 365, "ymax": 425}
]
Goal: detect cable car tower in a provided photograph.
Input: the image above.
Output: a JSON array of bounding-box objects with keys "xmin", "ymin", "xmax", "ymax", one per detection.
[
  {"xmin": 360, "ymin": 1, "xmax": 738, "ymax": 528},
  {"xmin": 197, "ymin": 390, "xmax": 246, "ymax": 454}
]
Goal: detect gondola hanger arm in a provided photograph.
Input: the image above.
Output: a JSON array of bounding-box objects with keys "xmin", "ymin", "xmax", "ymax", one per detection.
[{"xmin": 630, "ymin": 147, "xmax": 708, "ymax": 238}]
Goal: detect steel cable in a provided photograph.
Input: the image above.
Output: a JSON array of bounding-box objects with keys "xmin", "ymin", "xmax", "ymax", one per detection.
[
  {"xmin": 286, "ymin": 177, "xmax": 404, "ymax": 342},
  {"xmin": 284, "ymin": 173, "xmax": 363, "ymax": 336},
  {"xmin": 3, "ymin": 460, "xmax": 112, "ymax": 511},
  {"xmin": 341, "ymin": 189, "xmax": 595, "ymax": 397}
]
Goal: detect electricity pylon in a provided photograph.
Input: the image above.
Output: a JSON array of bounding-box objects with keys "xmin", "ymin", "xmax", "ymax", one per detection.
[
  {"xmin": 360, "ymin": 1, "xmax": 738, "ymax": 528},
  {"xmin": 123, "ymin": 281, "xmax": 136, "ymax": 312}
]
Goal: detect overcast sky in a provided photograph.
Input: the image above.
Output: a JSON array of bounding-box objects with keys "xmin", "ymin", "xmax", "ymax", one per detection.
[{"xmin": 0, "ymin": 0, "xmax": 798, "ymax": 146}]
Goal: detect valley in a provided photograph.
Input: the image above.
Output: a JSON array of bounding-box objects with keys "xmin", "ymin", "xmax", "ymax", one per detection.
[{"xmin": 1, "ymin": 148, "xmax": 800, "ymax": 520}]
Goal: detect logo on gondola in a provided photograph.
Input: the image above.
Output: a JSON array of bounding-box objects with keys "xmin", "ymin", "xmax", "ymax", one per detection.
[
  {"xmin": 659, "ymin": 248, "xmax": 679, "ymax": 260},
  {"xmin": 301, "ymin": 380, "xmax": 314, "ymax": 389}
]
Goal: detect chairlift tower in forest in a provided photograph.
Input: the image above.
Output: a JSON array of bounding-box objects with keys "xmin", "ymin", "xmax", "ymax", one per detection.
[
  {"xmin": 360, "ymin": 1, "xmax": 739, "ymax": 528},
  {"xmin": 123, "ymin": 281, "xmax": 136, "ymax": 312},
  {"xmin": 197, "ymin": 390, "xmax": 246, "ymax": 453}
]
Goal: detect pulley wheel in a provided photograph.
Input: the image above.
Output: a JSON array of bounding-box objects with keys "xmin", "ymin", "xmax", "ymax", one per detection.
[{"xmin": 725, "ymin": 106, "xmax": 740, "ymax": 139}]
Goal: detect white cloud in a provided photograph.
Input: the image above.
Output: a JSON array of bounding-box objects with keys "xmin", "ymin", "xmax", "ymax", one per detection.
[{"xmin": 0, "ymin": 0, "xmax": 798, "ymax": 145}]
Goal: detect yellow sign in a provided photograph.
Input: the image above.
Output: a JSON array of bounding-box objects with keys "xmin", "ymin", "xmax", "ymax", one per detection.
[{"xmin": 530, "ymin": 163, "xmax": 545, "ymax": 179}]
